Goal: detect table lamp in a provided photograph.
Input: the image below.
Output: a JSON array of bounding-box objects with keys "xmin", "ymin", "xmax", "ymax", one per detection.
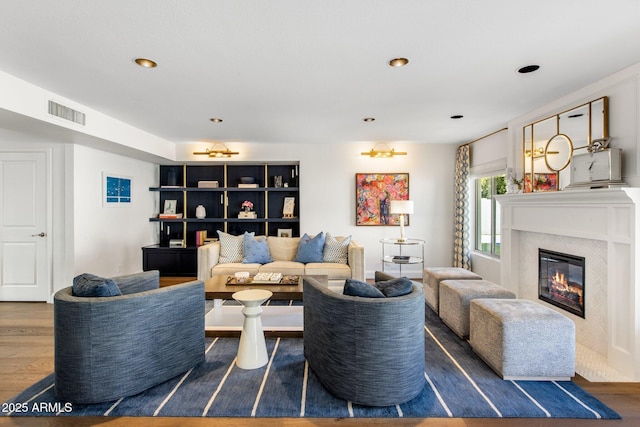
[{"xmin": 390, "ymin": 200, "xmax": 413, "ymax": 242}]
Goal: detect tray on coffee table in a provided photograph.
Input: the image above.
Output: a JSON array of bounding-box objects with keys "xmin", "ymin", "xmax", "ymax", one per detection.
[{"xmin": 225, "ymin": 275, "xmax": 301, "ymax": 285}]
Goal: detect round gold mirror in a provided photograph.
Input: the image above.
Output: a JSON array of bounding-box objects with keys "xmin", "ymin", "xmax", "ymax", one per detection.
[{"xmin": 544, "ymin": 134, "xmax": 573, "ymax": 172}]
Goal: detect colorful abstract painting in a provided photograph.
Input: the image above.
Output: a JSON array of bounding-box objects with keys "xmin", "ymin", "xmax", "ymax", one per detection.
[{"xmin": 355, "ymin": 173, "xmax": 409, "ymax": 226}]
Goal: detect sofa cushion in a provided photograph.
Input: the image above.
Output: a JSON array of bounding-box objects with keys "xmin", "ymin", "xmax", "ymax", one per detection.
[
  {"xmin": 375, "ymin": 277, "xmax": 413, "ymax": 297},
  {"xmin": 218, "ymin": 230, "xmax": 250, "ymax": 263},
  {"xmin": 267, "ymin": 237, "xmax": 300, "ymax": 261},
  {"xmin": 323, "ymin": 233, "xmax": 351, "ymax": 264},
  {"xmin": 294, "ymin": 232, "xmax": 325, "ymax": 263},
  {"xmin": 243, "ymin": 232, "xmax": 273, "ymax": 264},
  {"xmin": 72, "ymin": 273, "xmax": 122, "ymax": 297},
  {"xmin": 343, "ymin": 279, "xmax": 385, "ymax": 298},
  {"xmin": 305, "ymin": 262, "xmax": 352, "ymax": 280},
  {"xmin": 258, "ymin": 261, "xmax": 306, "ymax": 276},
  {"xmin": 212, "ymin": 263, "xmax": 261, "ymax": 276}
]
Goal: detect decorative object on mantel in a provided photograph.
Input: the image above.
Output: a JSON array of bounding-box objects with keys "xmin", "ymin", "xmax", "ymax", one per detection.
[
  {"xmin": 566, "ymin": 147, "xmax": 625, "ymax": 190},
  {"xmin": 389, "ymin": 200, "xmax": 413, "ymax": 242},
  {"xmin": 361, "ymin": 142, "xmax": 407, "ymax": 158},
  {"xmin": 506, "ymin": 175, "xmax": 523, "ymax": 194},
  {"xmin": 238, "ymin": 200, "xmax": 257, "ymax": 219},
  {"xmin": 193, "ymin": 142, "xmax": 239, "ymax": 158}
]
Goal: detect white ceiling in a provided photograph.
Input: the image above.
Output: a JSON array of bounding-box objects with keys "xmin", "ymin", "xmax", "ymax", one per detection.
[{"xmin": 1, "ymin": 0, "xmax": 640, "ymax": 147}]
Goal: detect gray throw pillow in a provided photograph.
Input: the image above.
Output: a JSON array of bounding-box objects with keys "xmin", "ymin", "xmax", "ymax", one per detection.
[
  {"xmin": 343, "ymin": 279, "xmax": 385, "ymax": 298},
  {"xmin": 72, "ymin": 273, "xmax": 122, "ymax": 297},
  {"xmin": 375, "ymin": 277, "xmax": 413, "ymax": 297}
]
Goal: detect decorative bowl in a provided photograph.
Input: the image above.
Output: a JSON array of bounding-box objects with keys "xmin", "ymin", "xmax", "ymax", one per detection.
[
  {"xmin": 235, "ymin": 271, "xmax": 250, "ymax": 283},
  {"xmin": 239, "ymin": 176, "xmax": 255, "ymax": 184}
]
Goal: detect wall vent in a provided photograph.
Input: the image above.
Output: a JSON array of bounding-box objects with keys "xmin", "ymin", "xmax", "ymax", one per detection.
[{"xmin": 47, "ymin": 100, "xmax": 86, "ymax": 126}]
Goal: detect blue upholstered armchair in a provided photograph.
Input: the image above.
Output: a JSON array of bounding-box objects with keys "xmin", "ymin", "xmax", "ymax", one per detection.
[
  {"xmin": 53, "ymin": 270, "xmax": 205, "ymax": 404},
  {"xmin": 303, "ymin": 272, "xmax": 425, "ymax": 406}
]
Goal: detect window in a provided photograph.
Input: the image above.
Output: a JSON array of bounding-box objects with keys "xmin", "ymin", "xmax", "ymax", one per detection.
[{"xmin": 475, "ymin": 174, "xmax": 505, "ymax": 256}]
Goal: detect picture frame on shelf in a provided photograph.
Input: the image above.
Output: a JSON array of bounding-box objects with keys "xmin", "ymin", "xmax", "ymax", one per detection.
[
  {"xmin": 283, "ymin": 197, "xmax": 295, "ymax": 218},
  {"xmin": 525, "ymin": 173, "xmax": 558, "ymax": 192},
  {"xmin": 355, "ymin": 173, "xmax": 409, "ymax": 226},
  {"xmin": 277, "ymin": 228, "xmax": 293, "ymax": 238},
  {"xmin": 164, "ymin": 199, "xmax": 177, "ymax": 214},
  {"xmin": 103, "ymin": 173, "xmax": 132, "ymax": 207}
]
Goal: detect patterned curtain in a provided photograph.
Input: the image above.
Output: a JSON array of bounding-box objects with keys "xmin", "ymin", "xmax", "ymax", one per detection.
[{"xmin": 453, "ymin": 145, "xmax": 471, "ymax": 269}]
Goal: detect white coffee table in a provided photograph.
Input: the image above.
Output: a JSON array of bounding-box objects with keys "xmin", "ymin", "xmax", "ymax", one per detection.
[{"xmin": 232, "ymin": 289, "xmax": 272, "ymax": 370}]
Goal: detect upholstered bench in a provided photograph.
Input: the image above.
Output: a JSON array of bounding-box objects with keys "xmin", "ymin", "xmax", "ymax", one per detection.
[
  {"xmin": 423, "ymin": 267, "xmax": 482, "ymax": 313},
  {"xmin": 469, "ymin": 299, "xmax": 575, "ymax": 380},
  {"xmin": 439, "ymin": 279, "xmax": 516, "ymax": 338}
]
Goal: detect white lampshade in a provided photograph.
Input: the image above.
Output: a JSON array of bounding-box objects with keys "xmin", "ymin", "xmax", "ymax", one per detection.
[{"xmin": 390, "ymin": 200, "xmax": 414, "ymax": 215}]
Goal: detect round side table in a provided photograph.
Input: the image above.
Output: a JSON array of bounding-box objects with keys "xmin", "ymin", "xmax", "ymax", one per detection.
[{"xmin": 232, "ymin": 289, "xmax": 273, "ymax": 369}]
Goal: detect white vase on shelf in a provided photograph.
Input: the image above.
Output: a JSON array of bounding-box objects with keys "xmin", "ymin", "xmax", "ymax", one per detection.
[{"xmin": 195, "ymin": 205, "xmax": 206, "ymax": 219}]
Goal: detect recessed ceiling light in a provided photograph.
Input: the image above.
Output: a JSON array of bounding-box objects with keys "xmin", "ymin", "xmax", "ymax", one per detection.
[
  {"xmin": 363, "ymin": 117, "xmax": 375, "ymax": 122},
  {"xmin": 389, "ymin": 58, "xmax": 409, "ymax": 67},
  {"xmin": 134, "ymin": 58, "xmax": 157, "ymax": 68},
  {"xmin": 450, "ymin": 115, "xmax": 464, "ymax": 119},
  {"xmin": 210, "ymin": 118, "xmax": 223, "ymax": 123},
  {"xmin": 518, "ymin": 64, "xmax": 540, "ymax": 74}
]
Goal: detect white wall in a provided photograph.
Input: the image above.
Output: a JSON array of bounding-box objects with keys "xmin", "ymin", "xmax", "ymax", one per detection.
[
  {"xmin": 177, "ymin": 141, "xmax": 458, "ymax": 278},
  {"xmin": 72, "ymin": 145, "xmax": 157, "ymax": 278}
]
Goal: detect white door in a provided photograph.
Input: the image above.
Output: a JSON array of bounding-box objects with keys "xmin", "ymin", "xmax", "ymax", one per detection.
[{"xmin": 0, "ymin": 151, "xmax": 50, "ymax": 301}]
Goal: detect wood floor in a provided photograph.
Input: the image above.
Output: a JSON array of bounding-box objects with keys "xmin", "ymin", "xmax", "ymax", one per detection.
[{"xmin": 1, "ymin": 283, "xmax": 639, "ymax": 426}]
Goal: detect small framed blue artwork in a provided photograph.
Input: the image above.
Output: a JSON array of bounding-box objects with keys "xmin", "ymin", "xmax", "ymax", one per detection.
[{"xmin": 103, "ymin": 173, "xmax": 132, "ymax": 206}]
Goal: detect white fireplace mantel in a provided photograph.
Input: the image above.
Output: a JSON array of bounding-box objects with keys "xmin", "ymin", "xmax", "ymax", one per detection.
[{"xmin": 496, "ymin": 188, "xmax": 640, "ymax": 381}]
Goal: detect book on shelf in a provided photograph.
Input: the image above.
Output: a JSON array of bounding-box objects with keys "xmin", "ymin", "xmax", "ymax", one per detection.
[
  {"xmin": 392, "ymin": 255, "xmax": 410, "ymax": 263},
  {"xmin": 238, "ymin": 183, "xmax": 259, "ymax": 188},
  {"xmin": 238, "ymin": 211, "xmax": 258, "ymax": 219},
  {"xmin": 197, "ymin": 181, "xmax": 219, "ymax": 188},
  {"xmin": 158, "ymin": 213, "xmax": 183, "ymax": 219},
  {"xmin": 195, "ymin": 230, "xmax": 207, "ymax": 247}
]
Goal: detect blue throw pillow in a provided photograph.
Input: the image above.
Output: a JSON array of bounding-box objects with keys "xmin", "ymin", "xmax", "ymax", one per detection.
[
  {"xmin": 375, "ymin": 277, "xmax": 413, "ymax": 297},
  {"xmin": 72, "ymin": 273, "xmax": 122, "ymax": 297},
  {"xmin": 242, "ymin": 232, "xmax": 273, "ymax": 264},
  {"xmin": 343, "ymin": 279, "xmax": 385, "ymax": 298},
  {"xmin": 294, "ymin": 232, "xmax": 325, "ymax": 263}
]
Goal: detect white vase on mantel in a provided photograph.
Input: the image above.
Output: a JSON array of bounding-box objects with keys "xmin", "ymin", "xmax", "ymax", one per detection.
[
  {"xmin": 195, "ymin": 204, "xmax": 206, "ymax": 219},
  {"xmin": 506, "ymin": 183, "xmax": 522, "ymax": 194}
]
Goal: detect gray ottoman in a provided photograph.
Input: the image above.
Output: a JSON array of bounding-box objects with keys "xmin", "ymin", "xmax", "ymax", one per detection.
[
  {"xmin": 423, "ymin": 267, "xmax": 482, "ymax": 314},
  {"xmin": 439, "ymin": 280, "xmax": 516, "ymax": 338},
  {"xmin": 469, "ymin": 299, "xmax": 575, "ymax": 380}
]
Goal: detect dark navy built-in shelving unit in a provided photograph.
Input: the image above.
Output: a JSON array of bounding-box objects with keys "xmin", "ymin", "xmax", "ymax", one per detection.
[{"xmin": 143, "ymin": 161, "xmax": 300, "ymax": 275}]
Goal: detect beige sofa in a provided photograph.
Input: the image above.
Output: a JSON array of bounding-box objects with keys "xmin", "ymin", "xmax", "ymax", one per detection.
[{"xmin": 197, "ymin": 235, "xmax": 364, "ymax": 283}]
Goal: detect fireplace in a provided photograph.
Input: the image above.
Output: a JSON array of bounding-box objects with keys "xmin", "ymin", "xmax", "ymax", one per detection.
[{"xmin": 538, "ymin": 249, "xmax": 585, "ymax": 318}]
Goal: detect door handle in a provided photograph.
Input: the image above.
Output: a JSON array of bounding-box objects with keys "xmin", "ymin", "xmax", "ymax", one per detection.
[{"xmin": 31, "ymin": 232, "xmax": 46, "ymax": 237}]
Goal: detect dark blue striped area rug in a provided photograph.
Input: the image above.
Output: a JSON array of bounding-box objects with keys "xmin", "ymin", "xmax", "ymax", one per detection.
[{"xmin": 3, "ymin": 307, "xmax": 620, "ymax": 419}]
